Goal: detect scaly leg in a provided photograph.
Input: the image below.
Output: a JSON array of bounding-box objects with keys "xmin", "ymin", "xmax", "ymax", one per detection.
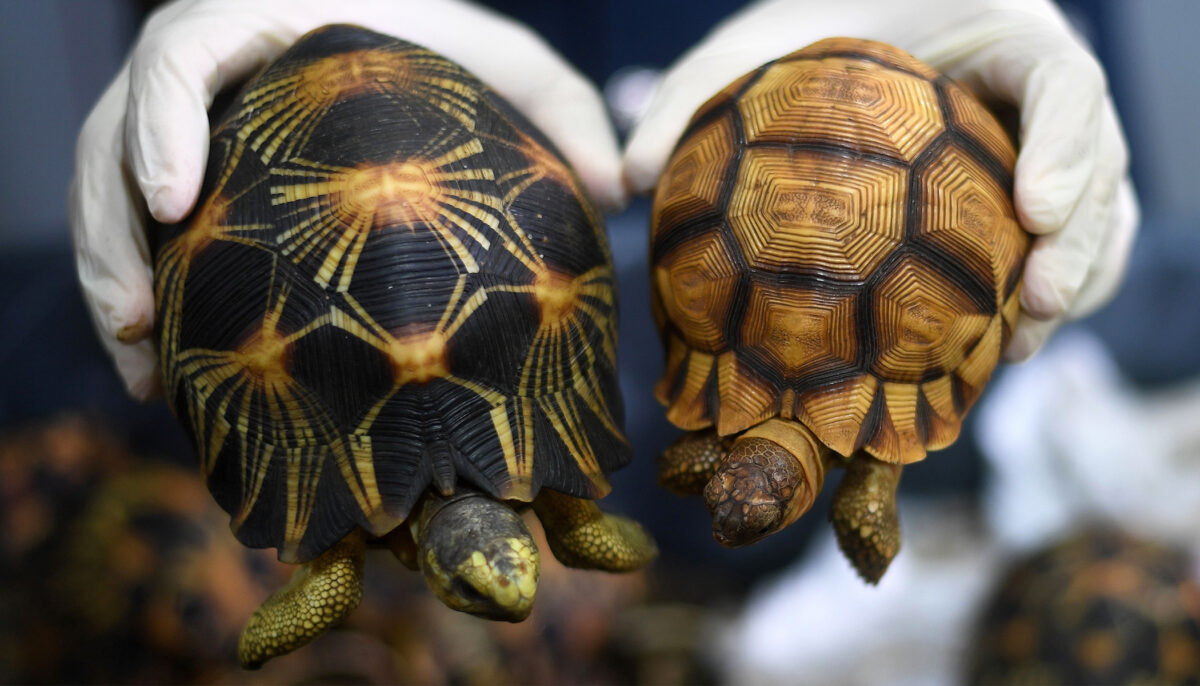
[
  {"xmin": 238, "ymin": 530, "xmax": 366, "ymax": 669},
  {"xmin": 532, "ymin": 489, "xmax": 657, "ymax": 572},
  {"xmin": 657, "ymin": 429, "xmax": 732, "ymax": 495},
  {"xmin": 830, "ymin": 454, "xmax": 903, "ymax": 584}
]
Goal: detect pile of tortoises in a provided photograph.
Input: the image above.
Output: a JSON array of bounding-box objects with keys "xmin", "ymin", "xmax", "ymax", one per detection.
[{"xmin": 153, "ymin": 26, "xmax": 1031, "ymax": 667}]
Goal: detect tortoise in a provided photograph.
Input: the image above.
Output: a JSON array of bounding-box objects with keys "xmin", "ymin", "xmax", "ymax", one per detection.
[
  {"xmin": 650, "ymin": 37, "xmax": 1030, "ymax": 581},
  {"xmin": 966, "ymin": 526, "xmax": 1200, "ymax": 685},
  {"xmin": 153, "ymin": 24, "xmax": 655, "ymax": 668}
]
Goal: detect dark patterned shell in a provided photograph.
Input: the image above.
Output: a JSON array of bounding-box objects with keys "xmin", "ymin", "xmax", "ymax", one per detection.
[
  {"xmin": 651, "ymin": 38, "xmax": 1030, "ymax": 464},
  {"xmin": 154, "ymin": 25, "xmax": 627, "ymax": 563},
  {"xmin": 967, "ymin": 528, "xmax": 1200, "ymax": 685}
]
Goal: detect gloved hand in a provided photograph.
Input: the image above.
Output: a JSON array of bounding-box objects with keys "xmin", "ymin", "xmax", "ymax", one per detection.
[
  {"xmin": 623, "ymin": 0, "xmax": 1138, "ymax": 362},
  {"xmin": 71, "ymin": 0, "xmax": 625, "ymax": 400}
]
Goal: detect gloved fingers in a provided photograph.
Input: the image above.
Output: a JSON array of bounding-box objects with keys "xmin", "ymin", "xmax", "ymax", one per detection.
[
  {"xmin": 1011, "ymin": 46, "xmax": 1107, "ymax": 236},
  {"xmin": 1065, "ymin": 176, "xmax": 1139, "ymax": 319},
  {"xmin": 126, "ymin": 0, "xmax": 299, "ymax": 223},
  {"xmin": 916, "ymin": 11, "xmax": 1106, "ymax": 236},
  {"xmin": 1003, "ymin": 313, "xmax": 1060, "ymax": 362},
  {"xmin": 1018, "ymin": 101, "xmax": 1129, "ymax": 320},
  {"xmin": 126, "ymin": 0, "xmax": 624, "ymax": 218},
  {"xmin": 70, "ymin": 68, "xmax": 159, "ymax": 398}
]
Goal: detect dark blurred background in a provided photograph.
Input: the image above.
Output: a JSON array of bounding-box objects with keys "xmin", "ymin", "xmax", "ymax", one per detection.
[{"xmin": 2, "ymin": 0, "xmax": 1199, "ymax": 683}]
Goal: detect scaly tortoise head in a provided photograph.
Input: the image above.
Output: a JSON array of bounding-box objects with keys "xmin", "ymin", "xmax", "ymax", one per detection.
[
  {"xmin": 153, "ymin": 24, "xmax": 654, "ymax": 669},
  {"xmin": 651, "ymin": 38, "xmax": 1029, "ymax": 580}
]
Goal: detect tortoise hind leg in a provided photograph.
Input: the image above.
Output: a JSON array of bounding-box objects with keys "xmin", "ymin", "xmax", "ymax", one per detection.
[
  {"xmin": 238, "ymin": 530, "xmax": 366, "ymax": 669},
  {"xmin": 830, "ymin": 455, "xmax": 902, "ymax": 584},
  {"xmin": 532, "ymin": 489, "xmax": 657, "ymax": 572},
  {"xmin": 657, "ymin": 429, "xmax": 731, "ymax": 495}
]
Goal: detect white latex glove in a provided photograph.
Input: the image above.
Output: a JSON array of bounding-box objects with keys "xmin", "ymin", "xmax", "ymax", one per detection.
[
  {"xmin": 71, "ymin": 0, "xmax": 625, "ymax": 400},
  {"xmin": 623, "ymin": 0, "xmax": 1138, "ymax": 362}
]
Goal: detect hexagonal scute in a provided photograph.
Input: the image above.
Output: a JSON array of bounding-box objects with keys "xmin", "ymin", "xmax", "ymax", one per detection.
[
  {"xmin": 737, "ymin": 57, "xmax": 944, "ymax": 162},
  {"xmin": 916, "ymin": 145, "xmax": 1029, "ymax": 304},
  {"xmin": 944, "ymin": 83, "xmax": 1017, "ymax": 172},
  {"xmin": 728, "ymin": 146, "xmax": 907, "ymax": 281},
  {"xmin": 653, "ymin": 114, "xmax": 737, "ymax": 242},
  {"xmin": 870, "ymin": 255, "xmax": 994, "ymax": 383},
  {"xmin": 654, "ymin": 230, "xmax": 741, "ymax": 353},
  {"xmin": 739, "ymin": 279, "xmax": 858, "ymax": 383}
]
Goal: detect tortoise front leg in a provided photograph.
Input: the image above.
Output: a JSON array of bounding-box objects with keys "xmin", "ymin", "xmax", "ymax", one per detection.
[
  {"xmin": 531, "ymin": 489, "xmax": 657, "ymax": 572},
  {"xmin": 657, "ymin": 429, "xmax": 732, "ymax": 495},
  {"xmin": 830, "ymin": 454, "xmax": 903, "ymax": 584},
  {"xmin": 238, "ymin": 529, "xmax": 366, "ymax": 669}
]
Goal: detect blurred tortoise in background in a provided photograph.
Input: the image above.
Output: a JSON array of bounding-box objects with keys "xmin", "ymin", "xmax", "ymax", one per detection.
[
  {"xmin": 651, "ymin": 38, "xmax": 1029, "ymax": 581},
  {"xmin": 966, "ymin": 526, "xmax": 1200, "ymax": 685},
  {"xmin": 0, "ymin": 417, "xmax": 287, "ymax": 684},
  {"xmin": 153, "ymin": 24, "xmax": 655, "ymax": 668}
]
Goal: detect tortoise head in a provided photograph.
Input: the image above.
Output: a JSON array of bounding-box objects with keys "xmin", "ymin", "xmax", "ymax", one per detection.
[
  {"xmin": 414, "ymin": 493, "xmax": 540, "ymax": 621},
  {"xmin": 703, "ymin": 420, "xmax": 828, "ymax": 547}
]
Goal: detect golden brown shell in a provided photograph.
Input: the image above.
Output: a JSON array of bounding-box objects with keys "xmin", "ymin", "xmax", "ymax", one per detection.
[{"xmin": 651, "ymin": 38, "xmax": 1030, "ymax": 464}]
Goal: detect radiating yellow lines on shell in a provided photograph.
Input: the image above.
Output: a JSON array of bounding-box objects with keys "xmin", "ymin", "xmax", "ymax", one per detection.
[
  {"xmin": 169, "ymin": 278, "xmax": 349, "ymax": 561},
  {"xmin": 269, "ymin": 135, "xmax": 503, "ymax": 287},
  {"xmin": 479, "ymin": 124, "xmax": 610, "ymax": 271},
  {"xmin": 236, "ymin": 48, "xmax": 479, "ymax": 166},
  {"xmin": 487, "ymin": 265, "xmax": 622, "ymax": 491},
  {"xmin": 156, "ymin": 138, "xmax": 275, "ymax": 399}
]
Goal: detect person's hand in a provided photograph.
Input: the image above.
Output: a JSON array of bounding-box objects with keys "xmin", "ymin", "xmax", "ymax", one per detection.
[
  {"xmin": 624, "ymin": 0, "xmax": 1138, "ymax": 362},
  {"xmin": 71, "ymin": 0, "xmax": 625, "ymax": 400}
]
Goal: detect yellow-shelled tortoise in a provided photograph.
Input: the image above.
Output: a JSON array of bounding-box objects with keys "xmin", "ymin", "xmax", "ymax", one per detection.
[
  {"xmin": 153, "ymin": 25, "xmax": 655, "ymax": 668},
  {"xmin": 651, "ymin": 38, "xmax": 1029, "ymax": 581}
]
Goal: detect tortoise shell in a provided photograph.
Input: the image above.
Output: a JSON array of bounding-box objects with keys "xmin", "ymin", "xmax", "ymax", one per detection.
[
  {"xmin": 154, "ymin": 25, "xmax": 627, "ymax": 564},
  {"xmin": 967, "ymin": 527, "xmax": 1200, "ymax": 685},
  {"xmin": 651, "ymin": 38, "xmax": 1030, "ymax": 463}
]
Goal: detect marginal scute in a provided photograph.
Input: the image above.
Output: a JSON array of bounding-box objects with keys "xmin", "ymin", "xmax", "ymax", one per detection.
[
  {"xmin": 655, "ymin": 334, "xmax": 690, "ymax": 406},
  {"xmin": 877, "ymin": 382, "xmax": 927, "ymax": 463},
  {"xmin": 953, "ymin": 316, "xmax": 1004, "ymax": 411},
  {"xmin": 715, "ymin": 352, "xmax": 779, "ymax": 436},
  {"xmin": 664, "ymin": 347, "xmax": 716, "ymax": 431},
  {"xmin": 919, "ymin": 375, "xmax": 963, "ymax": 451},
  {"xmin": 796, "ymin": 374, "xmax": 879, "ymax": 457},
  {"xmin": 944, "ymin": 81, "xmax": 1018, "ymax": 171}
]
